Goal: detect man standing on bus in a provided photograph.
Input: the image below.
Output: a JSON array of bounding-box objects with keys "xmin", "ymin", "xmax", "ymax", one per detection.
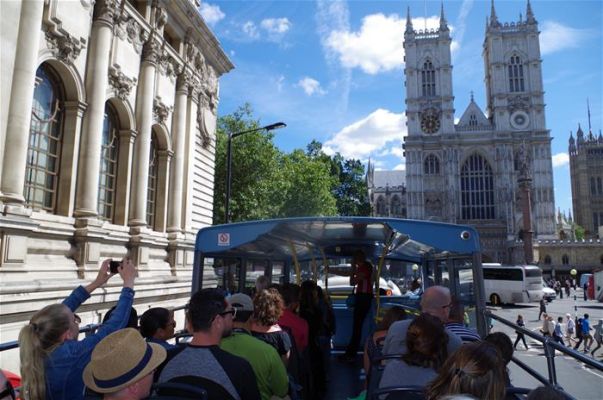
[{"xmin": 339, "ymin": 250, "xmax": 373, "ymax": 363}]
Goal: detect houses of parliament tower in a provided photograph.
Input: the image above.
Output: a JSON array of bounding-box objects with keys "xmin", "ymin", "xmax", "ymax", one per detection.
[{"xmin": 403, "ymin": 1, "xmax": 556, "ymax": 262}]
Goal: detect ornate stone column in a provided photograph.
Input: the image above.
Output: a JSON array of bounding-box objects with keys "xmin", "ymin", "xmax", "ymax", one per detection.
[
  {"xmin": 74, "ymin": 0, "xmax": 118, "ymax": 217},
  {"xmin": 129, "ymin": 37, "xmax": 160, "ymax": 226},
  {"xmin": 166, "ymin": 71, "xmax": 190, "ymax": 233},
  {"xmin": 1, "ymin": 0, "xmax": 45, "ymax": 208}
]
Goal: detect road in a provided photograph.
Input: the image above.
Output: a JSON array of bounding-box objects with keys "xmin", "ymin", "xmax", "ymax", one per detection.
[{"xmin": 490, "ymin": 288, "xmax": 603, "ymax": 400}]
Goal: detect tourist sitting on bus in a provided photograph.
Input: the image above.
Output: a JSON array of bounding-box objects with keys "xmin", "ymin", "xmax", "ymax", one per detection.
[
  {"xmin": 250, "ymin": 288, "xmax": 292, "ymax": 366},
  {"xmin": 103, "ymin": 305, "xmax": 139, "ymax": 330},
  {"xmin": 484, "ymin": 332, "xmax": 513, "ymax": 386},
  {"xmin": 140, "ymin": 307, "xmax": 177, "ymax": 350},
  {"xmin": 363, "ymin": 306, "xmax": 407, "ymax": 378},
  {"xmin": 220, "ymin": 293, "xmax": 289, "ymax": 400},
  {"xmin": 444, "ymin": 299, "xmax": 480, "ymax": 343},
  {"xmin": 83, "ymin": 328, "xmax": 166, "ymax": 400},
  {"xmin": 18, "ymin": 258, "xmax": 136, "ymax": 400},
  {"xmin": 277, "ymin": 283, "xmax": 309, "ymax": 353},
  {"xmin": 382, "ymin": 286, "xmax": 462, "ymax": 356},
  {"xmin": 379, "ymin": 313, "xmax": 448, "ymax": 390},
  {"xmin": 255, "ymin": 275, "xmax": 271, "ymax": 295},
  {"xmin": 157, "ymin": 288, "xmax": 261, "ymax": 400},
  {"xmin": 426, "ymin": 341, "xmax": 506, "ymax": 400}
]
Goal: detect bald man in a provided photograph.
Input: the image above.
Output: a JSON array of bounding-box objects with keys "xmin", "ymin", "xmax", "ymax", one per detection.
[{"xmin": 382, "ymin": 286, "xmax": 463, "ymax": 355}]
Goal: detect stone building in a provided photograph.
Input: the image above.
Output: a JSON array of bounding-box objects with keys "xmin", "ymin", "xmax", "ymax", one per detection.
[
  {"xmin": 569, "ymin": 119, "xmax": 603, "ymax": 238},
  {"xmin": 403, "ymin": 1, "xmax": 555, "ymax": 262},
  {"xmin": 535, "ymin": 239, "xmax": 603, "ymax": 276},
  {"xmin": 0, "ymin": 0, "xmax": 232, "ymax": 369},
  {"xmin": 366, "ymin": 162, "xmax": 407, "ymax": 218}
]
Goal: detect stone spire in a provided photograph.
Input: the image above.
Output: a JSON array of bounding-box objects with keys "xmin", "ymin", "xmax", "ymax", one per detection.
[
  {"xmin": 526, "ymin": 0, "xmax": 537, "ymax": 24},
  {"xmin": 405, "ymin": 6, "xmax": 414, "ymax": 35},
  {"xmin": 490, "ymin": 0, "xmax": 500, "ymax": 28},
  {"xmin": 577, "ymin": 123, "xmax": 584, "ymax": 143},
  {"xmin": 439, "ymin": 1, "xmax": 449, "ymax": 31}
]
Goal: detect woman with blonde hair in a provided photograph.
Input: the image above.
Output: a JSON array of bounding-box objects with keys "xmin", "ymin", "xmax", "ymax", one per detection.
[
  {"xmin": 426, "ymin": 341, "xmax": 506, "ymax": 400},
  {"xmin": 18, "ymin": 259, "xmax": 136, "ymax": 400}
]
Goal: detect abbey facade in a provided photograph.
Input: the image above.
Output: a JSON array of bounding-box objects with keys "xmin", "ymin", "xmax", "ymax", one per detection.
[
  {"xmin": 0, "ymin": 0, "xmax": 232, "ymax": 369},
  {"xmin": 402, "ymin": 1, "xmax": 555, "ymax": 262}
]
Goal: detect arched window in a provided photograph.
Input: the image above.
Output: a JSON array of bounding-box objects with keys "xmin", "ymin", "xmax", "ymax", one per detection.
[
  {"xmin": 391, "ymin": 196, "xmax": 400, "ymax": 216},
  {"xmin": 562, "ymin": 254, "xmax": 569, "ymax": 265},
  {"xmin": 421, "ymin": 60, "xmax": 436, "ymax": 97},
  {"xmin": 146, "ymin": 135, "xmax": 158, "ymax": 227},
  {"xmin": 98, "ymin": 103, "xmax": 120, "ymax": 221},
  {"xmin": 469, "ymin": 114, "xmax": 478, "ymax": 127},
  {"xmin": 424, "ymin": 154, "xmax": 440, "ymax": 175},
  {"xmin": 460, "ymin": 154, "xmax": 495, "ymax": 220},
  {"xmin": 24, "ymin": 65, "xmax": 64, "ymax": 212},
  {"xmin": 598, "ymin": 177, "xmax": 602, "ymax": 195},
  {"xmin": 508, "ymin": 55, "xmax": 524, "ymax": 92},
  {"xmin": 543, "ymin": 255, "xmax": 551, "ymax": 265},
  {"xmin": 594, "ymin": 213, "xmax": 600, "ymax": 230},
  {"xmin": 591, "ymin": 177, "xmax": 597, "ymax": 196},
  {"xmin": 376, "ymin": 196, "xmax": 386, "ymax": 216}
]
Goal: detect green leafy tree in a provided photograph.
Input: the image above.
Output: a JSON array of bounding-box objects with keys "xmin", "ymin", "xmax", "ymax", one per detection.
[{"xmin": 574, "ymin": 224, "xmax": 585, "ymax": 240}]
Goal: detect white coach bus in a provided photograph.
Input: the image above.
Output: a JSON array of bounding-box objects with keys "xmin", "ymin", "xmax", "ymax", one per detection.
[{"xmin": 483, "ymin": 263, "xmax": 543, "ymax": 305}]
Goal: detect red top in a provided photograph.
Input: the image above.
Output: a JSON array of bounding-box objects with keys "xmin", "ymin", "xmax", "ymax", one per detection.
[
  {"xmin": 352, "ymin": 262, "xmax": 373, "ymax": 294},
  {"xmin": 278, "ymin": 309, "xmax": 309, "ymax": 352}
]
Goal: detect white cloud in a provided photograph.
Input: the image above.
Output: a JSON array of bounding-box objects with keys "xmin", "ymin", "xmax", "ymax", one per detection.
[
  {"xmin": 324, "ymin": 14, "xmax": 458, "ymax": 75},
  {"xmin": 552, "ymin": 153, "xmax": 570, "ymax": 168},
  {"xmin": 261, "ymin": 18, "xmax": 291, "ymax": 34},
  {"xmin": 297, "ymin": 77, "xmax": 326, "ymax": 96},
  {"xmin": 276, "ymin": 75, "xmax": 285, "ymax": 92},
  {"xmin": 540, "ymin": 21, "xmax": 591, "ymax": 55},
  {"xmin": 393, "ymin": 163, "xmax": 406, "ymax": 171},
  {"xmin": 323, "ymin": 109, "xmax": 406, "ymax": 159},
  {"xmin": 199, "ymin": 3, "xmax": 225, "ymax": 26},
  {"xmin": 242, "ymin": 21, "xmax": 259, "ymax": 39}
]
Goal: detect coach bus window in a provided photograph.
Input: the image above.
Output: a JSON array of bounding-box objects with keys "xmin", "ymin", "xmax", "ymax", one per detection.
[
  {"xmin": 245, "ymin": 260, "xmax": 269, "ymax": 292},
  {"xmin": 213, "ymin": 258, "xmax": 240, "ymax": 294}
]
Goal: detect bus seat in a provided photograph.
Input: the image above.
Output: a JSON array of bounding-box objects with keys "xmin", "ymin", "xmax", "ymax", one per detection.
[
  {"xmin": 368, "ymin": 385, "xmax": 425, "ymax": 400},
  {"xmin": 365, "ymin": 354, "xmax": 405, "ymax": 399}
]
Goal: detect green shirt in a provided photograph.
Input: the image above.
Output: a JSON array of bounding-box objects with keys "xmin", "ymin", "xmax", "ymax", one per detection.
[{"xmin": 221, "ymin": 330, "xmax": 289, "ymax": 400}]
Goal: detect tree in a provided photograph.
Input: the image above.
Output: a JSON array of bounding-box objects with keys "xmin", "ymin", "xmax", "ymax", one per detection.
[{"xmin": 574, "ymin": 224, "xmax": 585, "ymax": 241}]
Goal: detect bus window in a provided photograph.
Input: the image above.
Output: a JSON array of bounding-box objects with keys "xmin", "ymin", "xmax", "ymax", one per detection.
[
  {"xmin": 245, "ymin": 260, "xmax": 269, "ymax": 292},
  {"xmin": 211, "ymin": 258, "xmax": 240, "ymax": 294},
  {"xmin": 271, "ymin": 261, "xmax": 285, "ymax": 285}
]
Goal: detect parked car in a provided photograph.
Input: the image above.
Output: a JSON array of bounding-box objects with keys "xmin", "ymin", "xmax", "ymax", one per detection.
[{"xmin": 542, "ymin": 279, "xmax": 556, "ymax": 302}]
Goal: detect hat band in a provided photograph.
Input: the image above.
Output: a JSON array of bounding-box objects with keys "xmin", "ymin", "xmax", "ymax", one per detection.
[{"xmin": 93, "ymin": 344, "xmax": 153, "ymax": 389}]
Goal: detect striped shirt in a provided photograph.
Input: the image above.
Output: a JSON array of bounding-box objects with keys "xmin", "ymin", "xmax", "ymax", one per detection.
[{"xmin": 444, "ymin": 322, "xmax": 481, "ymax": 342}]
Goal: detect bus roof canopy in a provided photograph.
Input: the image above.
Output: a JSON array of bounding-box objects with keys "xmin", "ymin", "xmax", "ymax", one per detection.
[{"xmin": 195, "ymin": 217, "xmax": 480, "ymax": 263}]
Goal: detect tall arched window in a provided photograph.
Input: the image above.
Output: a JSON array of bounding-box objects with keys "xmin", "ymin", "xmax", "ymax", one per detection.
[
  {"xmin": 98, "ymin": 104, "xmax": 119, "ymax": 221},
  {"xmin": 508, "ymin": 55, "xmax": 524, "ymax": 92},
  {"xmin": 146, "ymin": 135, "xmax": 158, "ymax": 227},
  {"xmin": 460, "ymin": 154, "xmax": 495, "ymax": 220},
  {"xmin": 421, "ymin": 60, "xmax": 436, "ymax": 97},
  {"xmin": 469, "ymin": 114, "xmax": 478, "ymax": 127},
  {"xmin": 24, "ymin": 65, "xmax": 64, "ymax": 212},
  {"xmin": 424, "ymin": 154, "xmax": 440, "ymax": 175},
  {"xmin": 562, "ymin": 254, "xmax": 569, "ymax": 265},
  {"xmin": 598, "ymin": 177, "xmax": 602, "ymax": 195},
  {"xmin": 391, "ymin": 196, "xmax": 400, "ymax": 216},
  {"xmin": 376, "ymin": 196, "xmax": 386, "ymax": 216},
  {"xmin": 591, "ymin": 177, "xmax": 597, "ymax": 196},
  {"xmin": 543, "ymin": 255, "xmax": 551, "ymax": 265}
]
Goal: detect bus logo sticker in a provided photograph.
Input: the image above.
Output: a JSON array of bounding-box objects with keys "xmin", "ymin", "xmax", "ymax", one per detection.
[{"xmin": 218, "ymin": 233, "xmax": 230, "ymax": 246}]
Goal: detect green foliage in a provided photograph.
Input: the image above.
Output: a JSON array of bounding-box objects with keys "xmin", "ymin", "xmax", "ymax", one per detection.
[
  {"xmin": 574, "ymin": 224, "xmax": 585, "ymax": 240},
  {"xmin": 213, "ymin": 106, "xmax": 370, "ymax": 224}
]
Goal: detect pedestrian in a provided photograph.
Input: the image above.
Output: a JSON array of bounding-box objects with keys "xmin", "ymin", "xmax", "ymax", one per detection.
[
  {"xmin": 339, "ymin": 250, "xmax": 374, "ymax": 363},
  {"xmin": 553, "ymin": 317, "xmax": 565, "ymax": 345},
  {"xmin": 565, "ymin": 313, "xmax": 576, "ymax": 345},
  {"xmin": 573, "ymin": 317, "xmax": 584, "ymax": 350},
  {"xmin": 590, "ymin": 319, "xmax": 603, "ymax": 357},
  {"xmin": 564, "ymin": 278, "xmax": 571, "ymax": 297},
  {"xmin": 514, "ymin": 314, "xmax": 528, "ymax": 350},
  {"xmin": 583, "ymin": 282, "xmax": 588, "ymax": 301},
  {"xmin": 581, "ymin": 313, "xmax": 593, "ymax": 352},
  {"xmin": 540, "ymin": 313, "xmax": 550, "ymax": 336},
  {"xmin": 538, "ymin": 298, "xmax": 546, "ymax": 320}
]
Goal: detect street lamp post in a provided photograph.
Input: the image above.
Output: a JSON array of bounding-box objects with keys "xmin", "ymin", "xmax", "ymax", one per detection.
[{"xmin": 225, "ymin": 122, "xmax": 286, "ymax": 223}]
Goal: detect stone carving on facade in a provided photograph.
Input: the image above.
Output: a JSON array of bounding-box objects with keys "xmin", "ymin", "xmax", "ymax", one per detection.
[
  {"xmin": 153, "ymin": 98, "xmax": 173, "ymax": 124},
  {"xmin": 200, "ymin": 66, "xmax": 219, "ymax": 115},
  {"xmin": 197, "ymin": 109, "xmax": 212, "ymax": 149},
  {"xmin": 153, "ymin": 1, "xmax": 168, "ymax": 30},
  {"xmin": 508, "ymin": 95, "xmax": 530, "ymax": 113},
  {"xmin": 108, "ymin": 67, "xmax": 137, "ymax": 100},
  {"xmin": 93, "ymin": 0, "xmax": 120, "ymax": 25},
  {"xmin": 159, "ymin": 53, "xmax": 180, "ymax": 80},
  {"xmin": 114, "ymin": 17, "xmax": 145, "ymax": 53},
  {"xmin": 142, "ymin": 38, "xmax": 161, "ymax": 64},
  {"xmin": 45, "ymin": 30, "xmax": 86, "ymax": 64}
]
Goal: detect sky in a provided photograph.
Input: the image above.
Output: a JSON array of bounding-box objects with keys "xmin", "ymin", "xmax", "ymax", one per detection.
[{"xmin": 200, "ymin": 0, "xmax": 603, "ymax": 216}]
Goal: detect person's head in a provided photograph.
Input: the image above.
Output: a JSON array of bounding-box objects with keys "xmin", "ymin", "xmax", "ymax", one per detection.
[
  {"xmin": 187, "ymin": 288, "xmax": 235, "ymax": 339},
  {"xmin": 566, "ymin": 313, "xmax": 571, "ymax": 321},
  {"xmin": 353, "ymin": 249, "xmax": 367, "ymax": 264},
  {"xmin": 420, "ymin": 286, "xmax": 452, "ymax": 322},
  {"xmin": 402, "ymin": 313, "xmax": 448, "ymax": 370},
  {"xmin": 19, "ymin": 303, "xmax": 76, "ymax": 400},
  {"xmin": 447, "ymin": 298, "xmax": 465, "ymax": 324},
  {"xmin": 140, "ymin": 308, "xmax": 175, "ymax": 341},
  {"xmin": 485, "ymin": 332, "xmax": 513, "ymax": 366},
  {"xmin": 557, "ymin": 316, "xmax": 563, "ymax": 323},
  {"xmin": 103, "ymin": 306, "xmax": 138, "ymax": 330},
  {"xmin": 426, "ymin": 341, "xmax": 506, "ymax": 400},
  {"xmin": 300, "ymin": 280, "xmax": 319, "ymax": 308},
  {"xmin": 279, "ymin": 283, "xmax": 301, "ymax": 309},
  {"xmin": 526, "ymin": 385, "xmax": 566, "ymax": 400},
  {"xmin": 0, "ymin": 370, "xmax": 16, "ymax": 400},
  {"xmin": 377, "ymin": 306, "xmax": 407, "ymax": 331},
  {"xmin": 83, "ymin": 328, "xmax": 166, "ymax": 400},
  {"xmin": 584, "ymin": 313, "xmax": 589, "ymax": 320},
  {"xmin": 255, "ymin": 275, "xmax": 270, "ymax": 293},
  {"xmin": 252, "ymin": 288, "xmax": 284, "ymax": 327},
  {"xmin": 229, "ymin": 293, "xmax": 254, "ymax": 324},
  {"xmin": 517, "ymin": 314, "xmax": 523, "ymax": 321}
]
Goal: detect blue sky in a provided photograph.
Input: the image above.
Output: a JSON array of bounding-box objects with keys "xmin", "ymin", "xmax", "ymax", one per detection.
[{"xmin": 200, "ymin": 0, "xmax": 602, "ymax": 216}]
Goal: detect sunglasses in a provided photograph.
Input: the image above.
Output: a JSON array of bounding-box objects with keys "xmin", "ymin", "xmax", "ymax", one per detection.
[
  {"xmin": 0, "ymin": 380, "xmax": 16, "ymax": 400},
  {"xmin": 219, "ymin": 308, "xmax": 237, "ymax": 318}
]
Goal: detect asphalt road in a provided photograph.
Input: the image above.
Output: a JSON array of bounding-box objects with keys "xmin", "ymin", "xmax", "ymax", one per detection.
[{"xmin": 490, "ymin": 288, "xmax": 603, "ymax": 400}]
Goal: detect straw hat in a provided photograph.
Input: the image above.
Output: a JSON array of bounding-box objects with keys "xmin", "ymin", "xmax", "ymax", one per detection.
[{"xmin": 83, "ymin": 328, "xmax": 166, "ymax": 393}]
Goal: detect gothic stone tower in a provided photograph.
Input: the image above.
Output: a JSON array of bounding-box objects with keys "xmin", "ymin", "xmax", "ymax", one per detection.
[{"xmin": 403, "ymin": 1, "xmax": 556, "ymax": 262}]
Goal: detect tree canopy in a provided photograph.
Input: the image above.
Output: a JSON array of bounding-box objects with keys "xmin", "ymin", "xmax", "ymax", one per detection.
[{"xmin": 213, "ymin": 105, "xmax": 370, "ymax": 224}]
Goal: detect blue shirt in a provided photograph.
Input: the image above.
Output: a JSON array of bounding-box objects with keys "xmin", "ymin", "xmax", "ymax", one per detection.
[
  {"xmin": 45, "ymin": 285, "xmax": 135, "ymax": 400},
  {"xmin": 582, "ymin": 318, "xmax": 590, "ymax": 334}
]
